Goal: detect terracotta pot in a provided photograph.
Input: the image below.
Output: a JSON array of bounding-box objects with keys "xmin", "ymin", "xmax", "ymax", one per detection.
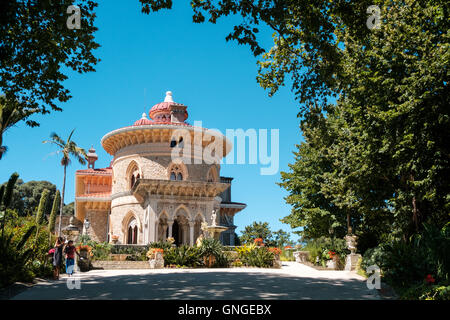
[{"xmin": 204, "ymin": 255, "xmax": 216, "ymax": 267}]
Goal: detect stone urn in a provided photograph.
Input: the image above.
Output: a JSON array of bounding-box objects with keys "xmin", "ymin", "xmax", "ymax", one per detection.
[
  {"xmin": 149, "ymin": 252, "xmax": 164, "ymax": 269},
  {"xmin": 344, "ymin": 231, "xmax": 361, "ymax": 271}
]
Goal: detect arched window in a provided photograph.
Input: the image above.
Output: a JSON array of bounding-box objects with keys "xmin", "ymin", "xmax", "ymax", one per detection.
[
  {"xmin": 168, "ymin": 163, "xmax": 186, "ymax": 181},
  {"xmin": 127, "ymin": 218, "xmax": 138, "ymax": 244},
  {"xmin": 127, "ymin": 161, "xmax": 141, "ymax": 189}
]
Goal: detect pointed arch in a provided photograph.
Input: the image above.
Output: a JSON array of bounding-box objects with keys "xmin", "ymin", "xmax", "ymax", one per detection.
[
  {"xmin": 167, "ymin": 161, "xmax": 188, "ymax": 181},
  {"xmin": 126, "ymin": 160, "xmax": 142, "ymax": 189},
  {"xmin": 173, "ymin": 204, "xmax": 191, "ymax": 221},
  {"xmin": 122, "ymin": 210, "xmax": 142, "ymax": 244}
]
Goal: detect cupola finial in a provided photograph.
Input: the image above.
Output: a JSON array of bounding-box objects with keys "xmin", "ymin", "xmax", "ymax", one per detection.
[{"xmin": 164, "ymin": 91, "xmax": 173, "ymax": 103}]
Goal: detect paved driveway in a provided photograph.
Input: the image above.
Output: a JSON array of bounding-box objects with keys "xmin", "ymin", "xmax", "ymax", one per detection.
[{"xmin": 11, "ymin": 262, "xmax": 379, "ymax": 300}]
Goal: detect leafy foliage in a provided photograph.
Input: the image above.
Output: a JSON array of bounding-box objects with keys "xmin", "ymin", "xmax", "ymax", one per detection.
[
  {"xmin": 0, "ymin": 0, "xmax": 100, "ymax": 130},
  {"xmin": 0, "ymin": 173, "xmax": 55, "ymax": 288},
  {"xmin": 0, "ymin": 178, "xmax": 57, "ymax": 217},
  {"xmin": 303, "ymin": 237, "xmax": 348, "ymax": 267},
  {"xmin": 35, "ymin": 189, "xmax": 50, "ymax": 225},
  {"xmin": 163, "ymin": 245, "xmax": 203, "ymax": 268},
  {"xmin": 48, "ymin": 190, "xmax": 60, "ymax": 233},
  {"xmin": 236, "ymin": 244, "xmax": 275, "ymax": 268},
  {"xmin": 240, "ymin": 221, "xmax": 293, "ymax": 247}
]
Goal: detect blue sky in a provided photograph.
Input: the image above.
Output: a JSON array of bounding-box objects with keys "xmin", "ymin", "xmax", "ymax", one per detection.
[{"xmin": 0, "ymin": 1, "xmax": 303, "ymax": 241}]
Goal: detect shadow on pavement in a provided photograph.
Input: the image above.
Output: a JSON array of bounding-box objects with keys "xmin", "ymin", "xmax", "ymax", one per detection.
[{"xmin": 12, "ymin": 271, "xmax": 378, "ymax": 300}]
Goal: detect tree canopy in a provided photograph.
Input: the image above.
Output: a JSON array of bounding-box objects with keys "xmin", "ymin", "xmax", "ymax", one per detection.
[
  {"xmin": 0, "ymin": 0, "xmax": 100, "ymax": 135},
  {"xmin": 239, "ymin": 221, "xmax": 293, "ymax": 247},
  {"xmin": 140, "ymin": 1, "xmax": 450, "ymax": 250},
  {"xmin": 1, "ymin": 179, "xmax": 57, "ymax": 217}
]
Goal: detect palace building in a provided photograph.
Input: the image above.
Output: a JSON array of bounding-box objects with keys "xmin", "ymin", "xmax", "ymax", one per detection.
[{"xmin": 74, "ymin": 91, "xmax": 246, "ymax": 246}]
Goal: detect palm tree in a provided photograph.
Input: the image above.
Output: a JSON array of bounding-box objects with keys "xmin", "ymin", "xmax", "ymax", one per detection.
[
  {"xmin": 43, "ymin": 129, "xmax": 87, "ymax": 235},
  {"xmin": 0, "ymin": 96, "xmax": 38, "ymax": 159}
]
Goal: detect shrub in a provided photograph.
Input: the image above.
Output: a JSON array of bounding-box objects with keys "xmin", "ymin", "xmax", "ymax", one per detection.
[
  {"xmin": 149, "ymin": 240, "xmax": 173, "ymax": 251},
  {"xmin": 304, "ymin": 237, "xmax": 348, "ymax": 266},
  {"xmin": 236, "ymin": 244, "xmax": 274, "ymax": 268},
  {"xmin": 163, "ymin": 245, "xmax": 202, "ymax": 267}
]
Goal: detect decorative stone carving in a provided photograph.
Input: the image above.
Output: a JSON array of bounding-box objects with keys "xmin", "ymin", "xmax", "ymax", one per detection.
[
  {"xmin": 344, "ymin": 229, "xmax": 361, "ymax": 271},
  {"xmin": 149, "ymin": 252, "xmax": 164, "ymax": 269},
  {"xmin": 293, "ymin": 251, "xmax": 310, "ymax": 263}
]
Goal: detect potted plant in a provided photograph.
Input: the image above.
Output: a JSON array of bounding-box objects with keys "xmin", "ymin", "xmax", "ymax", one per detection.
[
  {"xmin": 111, "ymin": 235, "xmax": 119, "ymax": 244},
  {"xmin": 198, "ymin": 238, "xmax": 222, "ymax": 267},
  {"xmin": 147, "ymin": 248, "xmax": 164, "ymax": 268}
]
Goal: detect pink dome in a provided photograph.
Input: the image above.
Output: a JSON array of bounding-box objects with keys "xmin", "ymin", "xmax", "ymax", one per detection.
[
  {"xmin": 149, "ymin": 91, "xmax": 188, "ymax": 122},
  {"xmin": 133, "ymin": 113, "xmax": 154, "ymax": 126}
]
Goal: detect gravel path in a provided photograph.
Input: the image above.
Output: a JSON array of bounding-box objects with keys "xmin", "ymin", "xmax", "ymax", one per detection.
[{"xmin": 11, "ymin": 262, "xmax": 379, "ymax": 300}]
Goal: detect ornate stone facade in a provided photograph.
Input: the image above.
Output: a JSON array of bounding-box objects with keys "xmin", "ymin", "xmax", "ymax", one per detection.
[{"xmin": 75, "ymin": 92, "xmax": 246, "ymax": 245}]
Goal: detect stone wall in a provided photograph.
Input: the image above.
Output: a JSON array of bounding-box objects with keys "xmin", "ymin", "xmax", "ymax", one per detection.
[{"xmin": 85, "ymin": 210, "xmax": 109, "ymax": 242}]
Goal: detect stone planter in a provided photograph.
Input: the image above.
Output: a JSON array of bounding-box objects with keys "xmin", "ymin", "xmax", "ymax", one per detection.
[
  {"xmin": 326, "ymin": 259, "xmax": 336, "ymax": 269},
  {"xmin": 293, "ymin": 251, "xmax": 310, "ymax": 263},
  {"xmin": 148, "ymin": 252, "xmax": 164, "ymax": 269},
  {"xmin": 273, "ymin": 255, "xmax": 282, "ymax": 268},
  {"xmin": 110, "ymin": 254, "xmax": 131, "ymax": 261}
]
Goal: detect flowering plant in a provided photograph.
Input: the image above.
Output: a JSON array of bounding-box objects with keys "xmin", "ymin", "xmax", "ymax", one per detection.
[
  {"xmin": 167, "ymin": 237, "xmax": 175, "ymax": 244},
  {"xmin": 425, "ymin": 274, "xmax": 435, "ymax": 284},
  {"xmin": 254, "ymin": 238, "xmax": 264, "ymax": 246},
  {"xmin": 284, "ymin": 245, "xmax": 293, "ymax": 250},
  {"xmin": 147, "ymin": 248, "xmax": 164, "ymax": 259},
  {"xmin": 328, "ymin": 250, "xmax": 336, "ymax": 259},
  {"xmin": 76, "ymin": 245, "xmax": 93, "ymax": 257},
  {"xmin": 268, "ymin": 247, "xmax": 282, "ymax": 255}
]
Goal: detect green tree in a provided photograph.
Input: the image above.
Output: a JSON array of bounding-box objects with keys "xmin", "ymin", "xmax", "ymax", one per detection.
[
  {"xmin": 240, "ymin": 221, "xmax": 274, "ymax": 246},
  {"xmin": 272, "ymin": 229, "xmax": 293, "ymax": 248},
  {"xmin": 48, "ymin": 190, "xmax": 60, "ymax": 233},
  {"xmin": 62, "ymin": 202, "xmax": 75, "ymax": 216},
  {"xmin": 141, "ymin": 2, "xmax": 449, "ymax": 243},
  {"xmin": 0, "ymin": 172, "xmax": 19, "ymax": 238},
  {"xmin": 0, "ymin": 179, "xmax": 57, "ymax": 216},
  {"xmin": 0, "ymin": 1, "xmax": 100, "ymax": 137},
  {"xmin": 35, "ymin": 189, "xmax": 50, "ymax": 225},
  {"xmin": 43, "ymin": 129, "xmax": 86, "ymax": 235},
  {"xmin": 0, "ymin": 97, "xmax": 38, "ymax": 159}
]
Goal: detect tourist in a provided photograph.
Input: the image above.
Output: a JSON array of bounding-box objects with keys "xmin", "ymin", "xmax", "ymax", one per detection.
[
  {"xmin": 64, "ymin": 240, "xmax": 79, "ymax": 277},
  {"xmin": 53, "ymin": 237, "xmax": 64, "ymax": 280}
]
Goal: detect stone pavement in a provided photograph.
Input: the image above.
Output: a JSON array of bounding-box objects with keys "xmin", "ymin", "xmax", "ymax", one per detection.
[{"xmin": 11, "ymin": 262, "xmax": 379, "ymax": 300}]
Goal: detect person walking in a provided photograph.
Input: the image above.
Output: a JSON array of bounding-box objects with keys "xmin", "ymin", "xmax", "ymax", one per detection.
[
  {"xmin": 64, "ymin": 240, "xmax": 79, "ymax": 276},
  {"xmin": 53, "ymin": 237, "xmax": 64, "ymax": 280}
]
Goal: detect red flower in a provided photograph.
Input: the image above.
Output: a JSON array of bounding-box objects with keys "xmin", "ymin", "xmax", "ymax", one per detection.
[
  {"xmin": 284, "ymin": 246, "xmax": 293, "ymax": 249},
  {"xmin": 425, "ymin": 274, "xmax": 435, "ymax": 284},
  {"xmin": 254, "ymin": 238, "xmax": 264, "ymax": 246},
  {"xmin": 268, "ymin": 247, "xmax": 282, "ymax": 255}
]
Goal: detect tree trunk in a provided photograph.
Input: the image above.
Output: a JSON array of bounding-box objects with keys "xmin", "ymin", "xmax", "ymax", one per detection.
[
  {"xmin": 58, "ymin": 164, "xmax": 67, "ymax": 236},
  {"xmin": 347, "ymin": 212, "xmax": 351, "ymax": 234},
  {"xmin": 410, "ymin": 173, "xmax": 419, "ymax": 233}
]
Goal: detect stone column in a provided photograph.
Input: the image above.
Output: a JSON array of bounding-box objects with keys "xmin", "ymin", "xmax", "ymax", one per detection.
[
  {"xmin": 189, "ymin": 222, "xmax": 195, "ymax": 246},
  {"xmin": 155, "ymin": 219, "xmax": 159, "ymax": 242},
  {"xmin": 148, "ymin": 199, "xmax": 157, "ymax": 243},
  {"xmin": 183, "ymin": 225, "xmax": 188, "ymax": 245},
  {"xmin": 162, "ymin": 225, "xmax": 168, "ymax": 241},
  {"xmin": 167, "ymin": 220, "xmax": 174, "ymax": 238}
]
